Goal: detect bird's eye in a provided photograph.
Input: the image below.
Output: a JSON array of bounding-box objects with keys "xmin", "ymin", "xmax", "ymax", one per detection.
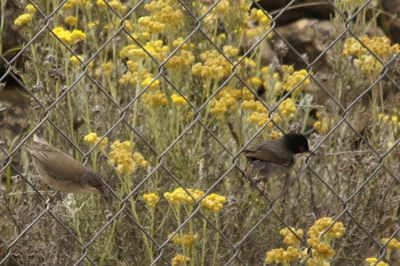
[{"xmin": 299, "ymin": 147, "xmax": 304, "ymax": 151}]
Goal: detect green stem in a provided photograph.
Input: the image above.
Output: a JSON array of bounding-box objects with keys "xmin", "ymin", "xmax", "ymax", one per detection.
[
  {"xmin": 201, "ymin": 212, "xmax": 208, "ymax": 266},
  {"xmin": 98, "ymin": 218, "xmax": 118, "ymax": 265},
  {"xmin": 131, "ymin": 62, "xmax": 143, "ymax": 141},
  {"xmin": 212, "ymin": 213, "xmax": 220, "ymax": 266}
]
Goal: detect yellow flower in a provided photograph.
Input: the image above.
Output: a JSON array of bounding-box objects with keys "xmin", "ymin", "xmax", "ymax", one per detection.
[
  {"xmin": 278, "ymin": 98, "xmax": 296, "ymax": 118},
  {"xmin": 381, "ymin": 238, "xmax": 400, "ymax": 250},
  {"xmin": 223, "ymin": 45, "xmax": 239, "ymax": 57},
  {"xmin": 141, "ymin": 77, "xmax": 159, "ymax": 89},
  {"xmin": 109, "ymin": 140, "xmax": 148, "ymax": 175},
  {"xmin": 14, "ymin": 13, "xmax": 32, "ymax": 26},
  {"xmin": 314, "ymin": 120, "xmax": 327, "ymax": 134},
  {"xmin": 171, "ymin": 94, "xmax": 188, "ymax": 105},
  {"xmin": 71, "ymin": 29, "xmax": 86, "ymax": 43},
  {"xmin": 171, "ymin": 254, "xmax": 189, "ymax": 266},
  {"xmin": 200, "ymin": 193, "xmax": 226, "ymax": 212},
  {"xmin": 70, "ymin": 55, "xmax": 82, "ymax": 66},
  {"xmin": 365, "ymin": 257, "xmax": 388, "ymax": 266},
  {"xmin": 84, "ymin": 133, "xmax": 108, "ymax": 147},
  {"xmin": 26, "ymin": 4, "xmax": 36, "ymax": 14},
  {"xmin": 365, "ymin": 258, "xmax": 377, "ymax": 264},
  {"xmin": 101, "ymin": 62, "xmax": 113, "ymax": 76},
  {"xmin": 169, "ymin": 231, "xmax": 200, "ymax": 247},
  {"xmin": 133, "ymin": 152, "xmax": 150, "ymax": 167},
  {"xmin": 265, "ymin": 246, "xmax": 299, "ymax": 264},
  {"xmin": 143, "ymin": 193, "xmax": 159, "ymax": 207},
  {"xmin": 62, "ymin": 0, "xmax": 77, "ymax": 9},
  {"xmin": 280, "ymin": 227, "xmax": 303, "ymax": 245},
  {"xmin": 164, "ymin": 188, "xmax": 204, "ymax": 207},
  {"xmin": 269, "ymin": 130, "xmax": 282, "ymax": 140},
  {"xmin": 307, "ymin": 217, "xmax": 345, "ymax": 239},
  {"xmin": 65, "ymin": 16, "xmax": 78, "ymax": 27},
  {"xmin": 97, "ymin": 0, "xmax": 107, "ymax": 8}
]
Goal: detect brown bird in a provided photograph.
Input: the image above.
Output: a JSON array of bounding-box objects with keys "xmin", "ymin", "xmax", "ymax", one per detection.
[
  {"xmin": 243, "ymin": 133, "xmax": 312, "ymax": 184},
  {"xmin": 27, "ymin": 136, "xmax": 107, "ymax": 200}
]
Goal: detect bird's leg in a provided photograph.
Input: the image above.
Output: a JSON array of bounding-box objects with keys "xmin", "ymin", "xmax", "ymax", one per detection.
[{"xmin": 38, "ymin": 180, "xmax": 55, "ymax": 201}]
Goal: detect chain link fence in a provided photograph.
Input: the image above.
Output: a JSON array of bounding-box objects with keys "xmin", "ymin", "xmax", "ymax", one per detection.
[{"xmin": 1, "ymin": 0, "xmax": 400, "ymax": 265}]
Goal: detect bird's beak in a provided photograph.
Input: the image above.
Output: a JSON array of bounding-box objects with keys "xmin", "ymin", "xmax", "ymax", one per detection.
[{"xmin": 308, "ymin": 150, "xmax": 316, "ymax": 155}]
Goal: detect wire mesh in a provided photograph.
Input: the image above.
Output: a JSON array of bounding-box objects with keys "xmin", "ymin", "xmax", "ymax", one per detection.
[{"xmin": 1, "ymin": 0, "xmax": 400, "ymax": 265}]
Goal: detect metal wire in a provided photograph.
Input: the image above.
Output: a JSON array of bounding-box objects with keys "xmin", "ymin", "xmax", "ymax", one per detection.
[{"xmin": 1, "ymin": 0, "xmax": 400, "ymax": 265}]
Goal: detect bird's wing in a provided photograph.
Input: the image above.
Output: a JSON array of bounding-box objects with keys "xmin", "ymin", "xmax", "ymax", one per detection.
[
  {"xmin": 243, "ymin": 140, "xmax": 293, "ymax": 165},
  {"xmin": 28, "ymin": 141, "xmax": 86, "ymax": 184}
]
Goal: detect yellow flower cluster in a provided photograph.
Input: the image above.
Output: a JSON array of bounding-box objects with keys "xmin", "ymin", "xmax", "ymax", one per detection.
[
  {"xmin": 142, "ymin": 77, "xmax": 160, "ymax": 88},
  {"xmin": 70, "ymin": 55, "xmax": 83, "ymax": 66},
  {"xmin": 142, "ymin": 90, "xmax": 168, "ymax": 108},
  {"xmin": 26, "ymin": 4, "xmax": 37, "ymax": 14},
  {"xmin": 307, "ymin": 236, "xmax": 335, "ymax": 259},
  {"xmin": 278, "ymin": 98, "xmax": 297, "ymax": 119},
  {"xmin": 280, "ymin": 227, "xmax": 304, "ymax": 245},
  {"xmin": 306, "ymin": 217, "xmax": 345, "ymax": 260},
  {"xmin": 164, "ymin": 188, "xmax": 226, "ymax": 212},
  {"xmin": 247, "ymin": 8, "xmax": 273, "ymax": 39},
  {"xmin": 171, "ymin": 94, "xmax": 188, "ymax": 105},
  {"xmin": 84, "ymin": 132, "xmax": 108, "ymax": 148},
  {"xmin": 109, "ymin": 140, "xmax": 149, "ymax": 175},
  {"xmin": 354, "ymin": 54, "xmax": 383, "ymax": 73},
  {"xmin": 119, "ymin": 0, "xmax": 183, "ymax": 46},
  {"xmin": 266, "ymin": 218, "xmax": 345, "ymax": 265},
  {"xmin": 171, "ymin": 254, "xmax": 189, "ymax": 266},
  {"xmin": 101, "ymin": 62, "xmax": 113, "ymax": 76},
  {"xmin": 172, "ymin": 37, "xmax": 191, "ymax": 49},
  {"xmin": 143, "ymin": 193, "xmax": 159, "ymax": 207},
  {"xmin": 209, "ymin": 89, "xmax": 232, "ymax": 116},
  {"xmin": 169, "ymin": 231, "xmax": 200, "ymax": 247},
  {"xmin": 65, "ymin": 16, "xmax": 78, "ymax": 27},
  {"xmin": 192, "ymin": 50, "xmax": 232, "ymax": 80},
  {"xmin": 164, "ymin": 188, "xmax": 204, "ymax": 207},
  {"xmin": 216, "ymin": 0, "xmax": 233, "ymax": 14},
  {"xmin": 343, "ymin": 35, "xmax": 399, "ymax": 58},
  {"xmin": 209, "ymin": 87, "xmax": 252, "ymax": 121},
  {"xmin": 314, "ymin": 113, "xmax": 335, "ymax": 134},
  {"xmin": 365, "ymin": 258, "xmax": 388, "ymax": 266},
  {"xmin": 121, "ymin": 41, "xmax": 169, "ymax": 62},
  {"xmin": 200, "ymin": 193, "xmax": 227, "ymax": 212},
  {"xmin": 342, "ymin": 36, "xmax": 400, "ymax": 74},
  {"xmin": 260, "ymin": 65, "xmax": 310, "ymax": 96},
  {"xmin": 138, "ymin": 16, "xmax": 165, "ymax": 34},
  {"xmin": 61, "ymin": 0, "xmax": 93, "ymax": 9},
  {"xmin": 382, "ymin": 238, "xmax": 400, "ymax": 249},
  {"xmin": 164, "ymin": 50, "xmax": 195, "ymax": 69},
  {"xmin": 157, "ymin": 5, "xmax": 185, "ymax": 26},
  {"xmin": 96, "ymin": 0, "xmax": 128, "ymax": 13},
  {"xmin": 14, "ymin": 14, "xmax": 32, "ymax": 26},
  {"xmin": 269, "ymin": 130, "xmax": 282, "ymax": 140},
  {"xmin": 51, "ymin": 27, "xmax": 86, "ymax": 46},
  {"xmin": 246, "ymin": 77, "xmax": 263, "ymax": 89},
  {"xmin": 201, "ymin": 0, "xmax": 249, "ymax": 35},
  {"xmin": 223, "ymin": 45, "xmax": 239, "ymax": 57},
  {"xmin": 307, "ymin": 217, "xmax": 345, "ymax": 240},
  {"xmin": 313, "ymin": 120, "xmax": 328, "ymax": 134},
  {"xmin": 242, "ymin": 100, "xmax": 282, "ymax": 128},
  {"xmin": 265, "ymin": 246, "xmax": 299, "ymax": 264},
  {"xmin": 119, "ymin": 61, "xmax": 158, "ymax": 88},
  {"xmin": 281, "ymin": 69, "xmax": 310, "ymax": 95}
]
